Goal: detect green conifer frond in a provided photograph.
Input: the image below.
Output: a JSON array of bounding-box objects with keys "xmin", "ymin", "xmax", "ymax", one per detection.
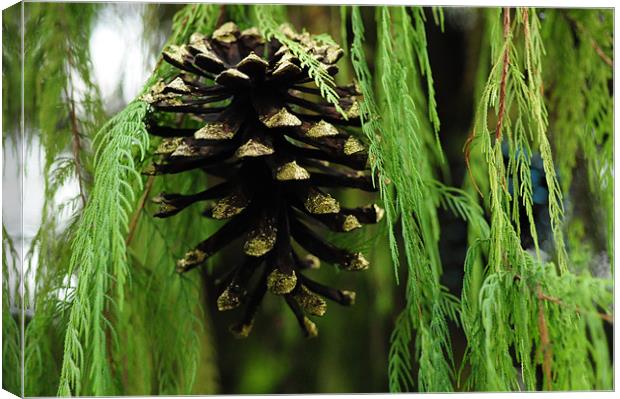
[
  {"xmin": 55, "ymin": 4, "xmax": 224, "ymax": 395},
  {"xmin": 57, "ymin": 100, "xmax": 150, "ymax": 396},
  {"xmin": 460, "ymin": 7, "xmax": 613, "ymax": 391},
  {"xmin": 351, "ymin": 6, "xmax": 455, "ymax": 392}
]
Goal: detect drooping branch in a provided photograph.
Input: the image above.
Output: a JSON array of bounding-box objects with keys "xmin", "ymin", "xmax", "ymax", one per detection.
[
  {"xmin": 66, "ymin": 85, "xmax": 88, "ymax": 206},
  {"xmin": 536, "ymin": 284, "xmax": 553, "ymax": 391},
  {"xmin": 536, "ymin": 289, "xmax": 613, "ymax": 324},
  {"xmin": 463, "ymin": 131, "xmax": 483, "ymax": 198},
  {"xmin": 514, "ymin": 274, "xmax": 614, "ymax": 323},
  {"xmin": 562, "ymin": 12, "xmax": 613, "ymax": 68},
  {"xmin": 58, "ymin": 2, "xmax": 92, "ymax": 207},
  {"xmin": 495, "ymin": 7, "xmax": 511, "ymax": 141}
]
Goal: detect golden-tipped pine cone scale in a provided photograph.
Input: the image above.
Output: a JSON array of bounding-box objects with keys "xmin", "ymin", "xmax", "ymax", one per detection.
[{"xmin": 142, "ymin": 22, "xmax": 383, "ymax": 338}]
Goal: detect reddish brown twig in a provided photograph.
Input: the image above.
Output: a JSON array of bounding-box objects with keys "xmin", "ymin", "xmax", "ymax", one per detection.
[
  {"xmin": 68, "ymin": 92, "xmax": 87, "ymax": 207},
  {"xmin": 537, "ymin": 284, "xmax": 553, "ymax": 391},
  {"xmin": 562, "ymin": 13, "xmax": 613, "ymax": 68},
  {"xmin": 537, "ymin": 290, "xmax": 614, "ymax": 324},
  {"xmin": 592, "ymin": 41, "xmax": 613, "ymax": 67},
  {"xmin": 463, "ymin": 8, "xmax": 512, "ymax": 198},
  {"xmin": 463, "ymin": 130, "xmax": 483, "ymax": 198},
  {"xmin": 495, "ymin": 7, "xmax": 511, "ymax": 142},
  {"xmin": 62, "ymin": 31, "xmax": 87, "ymax": 207},
  {"xmin": 521, "ymin": 9, "xmax": 545, "ymax": 98},
  {"xmin": 126, "ymin": 176, "xmax": 155, "ymax": 245},
  {"xmin": 514, "ymin": 274, "xmax": 614, "ymax": 323}
]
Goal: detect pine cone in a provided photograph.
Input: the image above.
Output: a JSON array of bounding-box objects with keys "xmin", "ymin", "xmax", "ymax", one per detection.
[{"xmin": 143, "ymin": 22, "xmax": 383, "ymax": 338}]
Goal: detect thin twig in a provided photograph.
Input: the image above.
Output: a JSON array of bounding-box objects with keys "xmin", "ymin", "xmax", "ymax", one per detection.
[
  {"xmin": 126, "ymin": 176, "xmax": 155, "ymax": 245},
  {"xmin": 463, "ymin": 8, "xmax": 512, "ymax": 197},
  {"xmin": 495, "ymin": 7, "xmax": 511, "ymax": 141},
  {"xmin": 521, "ymin": 9, "xmax": 543, "ymax": 98},
  {"xmin": 536, "ymin": 284, "xmax": 553, "ymax": 391},
  {"xmin": 62, "ymin": 29, "xmax": 87, "ymax": 207},
  {"xmin": 463, "ymin": 131, "xmax": 483, "ymax": 198},
  {"xmin": 591, "ymin": 41, "xmax": 613, "ymax": 67},
  {"xmin": 514, "ymin": 274, "xmax": 613, "ymax": 323},
  {"xmin": 537, "ymin": 290, "xmax": 614, "ymax": 323},
  {"xmin": 67, "ymin": 91, "xmax": 87, "ymax": 207},
  {"xmin": 562, "ymin": 12, "xmax": 613, "ymax": 68}
]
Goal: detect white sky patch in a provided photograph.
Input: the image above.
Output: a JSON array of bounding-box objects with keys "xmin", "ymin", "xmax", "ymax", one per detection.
[{"xmin": 90, "ymin": 3, "xmax": 154, "ymax": 107}]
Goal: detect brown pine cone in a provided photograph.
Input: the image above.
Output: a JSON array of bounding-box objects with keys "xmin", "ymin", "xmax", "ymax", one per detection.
[{"xmin": 143, "ymin": 22, "xmax": 383, "ymax": 338}]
